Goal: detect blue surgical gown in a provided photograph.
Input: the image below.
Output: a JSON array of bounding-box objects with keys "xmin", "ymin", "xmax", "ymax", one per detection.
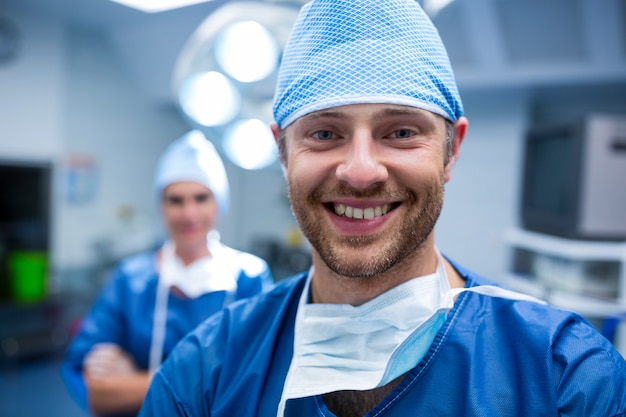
[
  {"xmin": 140, "ymin": 258, "xmax": 626, "ymax": 416},
  {"xmin": 61, "ymin": 247, "xmax": 274, "ymax": 415}
]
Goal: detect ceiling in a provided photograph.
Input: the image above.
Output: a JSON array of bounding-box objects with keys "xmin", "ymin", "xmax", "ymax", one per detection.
[{"xmin": 2, "ymin": 0, "xmax": 625, "ymax": 107}]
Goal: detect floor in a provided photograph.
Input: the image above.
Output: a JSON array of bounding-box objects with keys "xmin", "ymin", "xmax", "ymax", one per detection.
[{"xmin": 0, "ymin": 355, "xmax": 90, "ymax": 417}]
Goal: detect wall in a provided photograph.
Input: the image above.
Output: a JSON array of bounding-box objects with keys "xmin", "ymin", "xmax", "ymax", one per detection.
[
  {"xmin": 221, "ymin": 162, "xmax": 298, "ymax": 250},
  {"xmin": 0, "ymin": 8, "xmax": 65, "ymax": 161},
  {"xmin": 437, "ymin": 89, "xmax": 529, "ymax": 281},
  {"xmin": 56, "ymin": 25, "xmax": 188, "ymax": 272},
  {"xmin": 0, "ymin": 7, "xmax": 190, "ymax": 292}
]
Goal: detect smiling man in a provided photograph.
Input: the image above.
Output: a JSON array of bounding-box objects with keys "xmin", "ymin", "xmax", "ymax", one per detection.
[{"xmin": 139, "ymin": 1, "xmax": 626, "ymax": 416}]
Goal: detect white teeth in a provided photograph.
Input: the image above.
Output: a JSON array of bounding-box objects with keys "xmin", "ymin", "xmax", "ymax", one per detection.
[{"xmin": 333, "ymin": 203, "xmax": 391, "ymax": 219}]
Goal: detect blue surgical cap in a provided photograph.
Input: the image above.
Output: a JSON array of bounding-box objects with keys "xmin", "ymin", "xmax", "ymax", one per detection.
[
  {"xmin": 272, "ymin": 0, "xmax": 463, "ymax": 128},
  {"xmin": 154, "ymin": 130, "xmax": 230, "ymax": 216}
]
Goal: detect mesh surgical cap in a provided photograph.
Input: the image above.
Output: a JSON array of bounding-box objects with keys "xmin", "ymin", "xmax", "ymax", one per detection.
[
  {"xmin": 272, "ymin": 0, "xmax": 463, "ymax": 129},
  {"xmin": 154, "ymin": 130, "xmax": 230, "ymax": 216}
]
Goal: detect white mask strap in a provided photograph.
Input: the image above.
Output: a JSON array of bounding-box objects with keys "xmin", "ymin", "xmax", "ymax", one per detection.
[{"xmin": 149, "ymin": 241, "xmax": 175, "ymax": 372}]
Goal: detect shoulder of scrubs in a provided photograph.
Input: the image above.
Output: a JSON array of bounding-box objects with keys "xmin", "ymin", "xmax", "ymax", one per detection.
[
  {"xmin": 61, "ymin": 251, "xmax": 158, "ymax": 411},
  {"xmin": 439, "ymin": 258, "xmax": 626, "ymax": 415},
  {"xmin": 139, "ymin": 273, "xmax": 307, "ymax": 417},
  {"xmin": 221, "ymin": 245, "xmax": 275, "ymax": 296},
  {"xmin": 551, "ymin": 313, "xmax": 626, "ymax": 414}
]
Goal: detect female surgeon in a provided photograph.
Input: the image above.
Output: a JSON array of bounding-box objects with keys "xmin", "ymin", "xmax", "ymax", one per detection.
[{"xmin": 61, "ymin": 130, "xmax": 274, "ymax": 417}]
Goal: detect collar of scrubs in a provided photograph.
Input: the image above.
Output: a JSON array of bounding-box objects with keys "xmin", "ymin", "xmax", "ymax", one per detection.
[
  {"xmin": 277, "ymin": 250, "xmax": 547, "ymax": 416},
  {"xmin": 149, "ymin": 233, "xmax": 237, "ymax": 372},
  {"xmin": 159, "ymin": 234, "xmax": 237, "ymax": 298}
]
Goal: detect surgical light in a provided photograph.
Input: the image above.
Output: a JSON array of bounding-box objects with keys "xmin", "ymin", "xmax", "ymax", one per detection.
[
  {"xmin": 222, "ymin": 119, "xmax": 277, "ymax": 170},
  {"xmin": 178, "ymin": 71, "xmax": 241, "ymax": 127},
  {"xmin": 173, "ymin": 2, "xmax": 299, "ymax": 169},
  {"xmin": 214, "ymin": 21, "xmax": 280, "ymax": 83},
  {"xmin": 109, "ymin": 0, "xmax": 213, "ymax": 13},
  {"xmin": 422, "ymin": 0, "xmax": 455, "ymax": 17}
]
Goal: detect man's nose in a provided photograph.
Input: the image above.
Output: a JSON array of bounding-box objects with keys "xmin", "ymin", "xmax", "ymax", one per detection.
[{"xmin": 335, "ymin": 133, "xmax": 388, "ymax": 189}]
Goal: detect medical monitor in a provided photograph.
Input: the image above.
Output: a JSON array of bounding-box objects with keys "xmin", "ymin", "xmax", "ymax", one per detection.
[{"xmin": 520, "ymin": 114, "xmax": 626, "ymax": 240}]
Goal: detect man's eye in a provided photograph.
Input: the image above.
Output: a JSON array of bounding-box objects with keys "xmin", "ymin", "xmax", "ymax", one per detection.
[
  {"xmin": 312, "ymin": 130, "xmax": 336, "ymax": 141},
  {"xmin": 389, "ymin": 129, "xmax": 415, "ymax": 139}
]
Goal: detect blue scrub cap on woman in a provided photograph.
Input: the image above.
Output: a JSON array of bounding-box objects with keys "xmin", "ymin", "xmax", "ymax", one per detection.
[
  {"xmin": 272, "ymin": 0, "xmax": 463, "ymax": 129},
  {"xmin": 154, "ymin": 130, "xmax": 230, "ymax": 215}
]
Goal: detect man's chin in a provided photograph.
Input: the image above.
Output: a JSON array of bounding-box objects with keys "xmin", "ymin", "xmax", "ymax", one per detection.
[{"xmin": 322, "ymin": 249, "xmax": 394, "ymax": 278}]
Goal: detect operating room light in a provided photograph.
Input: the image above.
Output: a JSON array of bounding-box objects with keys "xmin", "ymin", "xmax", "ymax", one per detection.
[
  {"xmin": 109, "ymin": 0, "xmax": 213, "ymax": 13},
  {"xmin": 214, "ymin": 21, "xmax": 280, "ymax": 83},
  {"xmin": 222, "ymin": 119, "xmax": 278, "ymax": 170},
  {"xmin": 178, "ymin": 71, "xmax": 241, "ymax": 127},
  {"xmin": 173, "ymin": 2, "xmax": 299, "ymax": 169},
  {"xmin": 422, "ymin": 0, "xmax": 455, "ymax": 17}
]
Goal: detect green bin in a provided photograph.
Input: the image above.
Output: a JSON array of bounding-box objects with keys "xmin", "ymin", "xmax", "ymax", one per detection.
[{"xmin": 8, "ymin": 251, "xmax": 48, "ymax": 302}]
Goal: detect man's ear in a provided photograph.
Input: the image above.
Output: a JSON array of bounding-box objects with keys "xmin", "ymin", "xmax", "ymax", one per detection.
[
  {"xmin": 271, "ymin": 122, "xmax": 287, "ymax": 174},
  {"xmin": 444, "ymin": 116, "xmax": 468, "ymax": 183},
  {"xmin": 270, "ymin": 122, "xmax": 281, "ymax": 142}
]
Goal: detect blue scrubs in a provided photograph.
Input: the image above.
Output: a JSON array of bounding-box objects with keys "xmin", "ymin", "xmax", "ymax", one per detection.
[
  {"xmin": 61, "ymin": 248, "xmax": 273, "ymax": 415},
  {"xmin": 139, "ymin": 258, "xmax": 626, "ymax": 417}
]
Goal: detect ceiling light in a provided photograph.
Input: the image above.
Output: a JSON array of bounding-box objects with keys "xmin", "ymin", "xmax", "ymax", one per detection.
[
  {"xmin": 173, "ymin": 2, "xmax": 299, "ymax": 169},
  {"xmin": 178, "ymin": 71, "xmax": 241, "ymax": 127},
  {"xmin": 109, "ymin": 0, "xmax": 213, "ymax": 13},
  {"xmin": 422, "ymin": 0, "xmax": 455, "ymax": 17},
  {"xmin": 222, "ymin": 119, "xmax": 278, "ymax": 170},
  {"xmin": 214, "ymin": 21, "xmax": 280, "ymax": 83}
]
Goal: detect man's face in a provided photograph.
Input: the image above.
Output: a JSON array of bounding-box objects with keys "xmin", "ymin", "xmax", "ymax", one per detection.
[
  {"xmin": 162, "ymin": 181, "xmax": 217, "ymax": 251},
  {"xmin": 280, "ymin": 103, "xmax": 451, "ymax": 278}
]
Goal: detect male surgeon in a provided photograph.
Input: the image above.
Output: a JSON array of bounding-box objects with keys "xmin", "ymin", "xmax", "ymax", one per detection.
[{"xmin": 139, "ymin": 1, "xmax": 626, "ymax": 416}]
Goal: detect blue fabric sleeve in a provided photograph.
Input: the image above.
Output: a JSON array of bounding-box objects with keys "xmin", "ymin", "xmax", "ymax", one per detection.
[
  {"xmin": 138, "ymin": 315, "xmax": 224, "ymax": 417},
  {"xmin": 60, "ymin": 265, "xmax": 130, "ymax": 411},
  {"xmin": 139, "ymin": 371, "xmax": 193, "ymax": 417},
  {"xmin": 552, "ymin": 315, "xmax": 626, "ymax": 416}
]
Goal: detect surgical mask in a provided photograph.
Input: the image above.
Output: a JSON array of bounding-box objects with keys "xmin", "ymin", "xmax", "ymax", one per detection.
[
  {"xmin": 277, "ymin": 251, "xmax": 545, "ymax": 416},
  {"xmin": 149, "ymin": 232, "xmax": 237, "ymax": 371}
]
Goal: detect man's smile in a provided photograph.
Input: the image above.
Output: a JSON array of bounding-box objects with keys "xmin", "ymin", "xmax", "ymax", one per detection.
[{"xmin": 330, "ymin": 202, "xmax": 395, "ymax": 219}]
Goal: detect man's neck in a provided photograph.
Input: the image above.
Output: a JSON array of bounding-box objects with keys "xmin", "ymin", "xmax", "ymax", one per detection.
[
  {"xmin": 323, "ymin": 375, "xmax": 406, "ymax": 417},
  {"xmin": 309, "ymin": 243, "xmax": 441, "ymax": 306}
]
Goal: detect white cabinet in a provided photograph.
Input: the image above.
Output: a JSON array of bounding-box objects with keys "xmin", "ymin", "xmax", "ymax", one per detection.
[{"xmin": 502, "ymin": 228, "xmax": 626, "ymax": 356}]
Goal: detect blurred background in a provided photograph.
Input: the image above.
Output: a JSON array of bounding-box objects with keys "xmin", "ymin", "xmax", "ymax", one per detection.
[{"xmin": 0, "ymin": 0, "xmax": 625, "ymax": 415}]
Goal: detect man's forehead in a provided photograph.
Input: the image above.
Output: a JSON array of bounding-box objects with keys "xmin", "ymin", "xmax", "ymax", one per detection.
[{"xmin": 294, "ymin": 103, "xmax": 444, "ymax": 125}]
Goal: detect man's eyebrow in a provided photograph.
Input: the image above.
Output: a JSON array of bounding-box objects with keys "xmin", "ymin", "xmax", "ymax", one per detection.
[
  {"xmin": 371, "ymin": 107, "xmax": 433, "ymax": 120},
  {"xmin": 303, "ymin": 106, "xmax": 434, "ymax": 120},
  {"xmin": 301, "ymin": 110, "xmax": 347, "ymax": 121}
]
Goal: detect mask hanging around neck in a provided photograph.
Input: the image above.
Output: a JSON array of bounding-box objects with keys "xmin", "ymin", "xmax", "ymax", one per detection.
[{"xmin": 277, "ymin": 249, "xmax": 546, "ymax": 416}]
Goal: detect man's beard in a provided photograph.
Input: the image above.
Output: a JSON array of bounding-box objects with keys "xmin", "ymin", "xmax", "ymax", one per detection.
[{"xmin": 288, "ymin": 179, "xmax": 444, "ymax": 278}]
